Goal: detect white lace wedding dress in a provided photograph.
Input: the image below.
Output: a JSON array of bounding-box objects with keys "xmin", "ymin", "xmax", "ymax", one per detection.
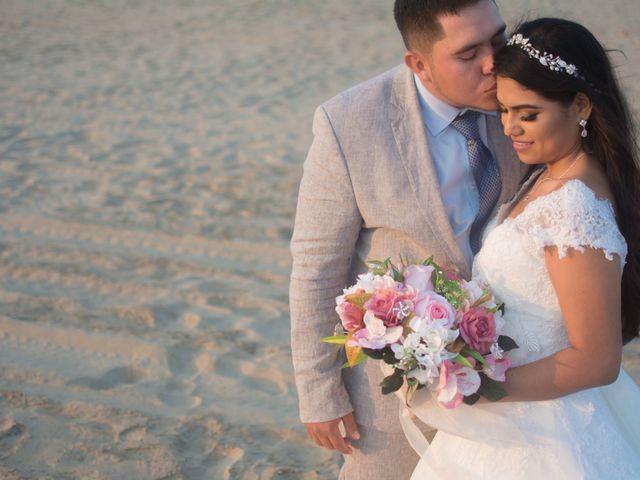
[{"xmin": 407, "ymin": 178, "xmax": 640, "ymax": 479}]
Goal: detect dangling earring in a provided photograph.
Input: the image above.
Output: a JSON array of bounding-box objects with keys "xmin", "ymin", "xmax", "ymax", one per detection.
[{"xmin": 579, "ymin": 119, "xmax": 588, "ymax": 138}]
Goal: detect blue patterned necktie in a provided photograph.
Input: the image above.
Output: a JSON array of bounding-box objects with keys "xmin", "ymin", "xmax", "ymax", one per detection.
[{"xmin": 450, "ymin": 110, "xmax": 502, "ymax": 254}]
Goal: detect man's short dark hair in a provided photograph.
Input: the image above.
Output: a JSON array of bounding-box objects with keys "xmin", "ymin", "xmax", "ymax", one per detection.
[{"xmin": 394, "ymin": 0, "xmax": 485, "ymax": 50}]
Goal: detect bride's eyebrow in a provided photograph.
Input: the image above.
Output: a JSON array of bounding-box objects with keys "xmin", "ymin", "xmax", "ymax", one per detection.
[{"xmin": 509, "ymin": 104, "xmax": 542, "ymax": 110}]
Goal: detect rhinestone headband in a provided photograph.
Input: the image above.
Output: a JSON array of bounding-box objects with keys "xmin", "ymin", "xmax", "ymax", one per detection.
[{"xmin": 506, "ymin": 33, "xmax": 583, "ymax": 79}]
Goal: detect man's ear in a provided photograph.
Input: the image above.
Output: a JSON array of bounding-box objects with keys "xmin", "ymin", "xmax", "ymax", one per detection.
[{"xmin": 404, "ymin": 50, "xmax": 433, "ymax": 87}]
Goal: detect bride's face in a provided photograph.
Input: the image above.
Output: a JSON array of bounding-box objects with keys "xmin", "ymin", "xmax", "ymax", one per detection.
[{"xmin": 496, "ymin": 76, "xmax": 584, "ymax": 169}]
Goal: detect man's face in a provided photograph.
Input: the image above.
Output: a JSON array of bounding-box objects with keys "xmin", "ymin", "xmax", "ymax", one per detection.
[{"xmin": 410, "ymin": 0, "xmax": 506, "ymax": 111}]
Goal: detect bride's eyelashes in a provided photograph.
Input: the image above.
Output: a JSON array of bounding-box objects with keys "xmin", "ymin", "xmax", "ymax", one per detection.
[{"xmin": 498, "ymin": 108, "xmax": 540, "ymax": 122}]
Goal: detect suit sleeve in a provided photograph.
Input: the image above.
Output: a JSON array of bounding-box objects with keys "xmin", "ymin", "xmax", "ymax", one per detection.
[{"xmin": 289, "ymin": 105, "xmax": 363, "ymax": 423}]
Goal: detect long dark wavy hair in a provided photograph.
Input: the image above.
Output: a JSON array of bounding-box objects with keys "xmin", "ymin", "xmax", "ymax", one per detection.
[{"xmin": 494, "ymin": 18, "xmax": 640, "ymax": 344}]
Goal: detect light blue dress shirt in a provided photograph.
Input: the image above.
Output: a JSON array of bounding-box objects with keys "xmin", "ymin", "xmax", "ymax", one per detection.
[{"xmin": 413, "ymin": 74, "xmax": 496, "ymax": 266}]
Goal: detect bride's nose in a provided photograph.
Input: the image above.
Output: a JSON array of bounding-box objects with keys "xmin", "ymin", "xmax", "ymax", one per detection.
[{"xmin": 502, "ymin": 114, "xmax": 523, "ymax": 137}]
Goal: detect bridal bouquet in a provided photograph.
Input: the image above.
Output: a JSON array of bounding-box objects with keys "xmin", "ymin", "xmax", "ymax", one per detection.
[{"xmin": 323, "ymin": 257, "xmax": 518, "ymax": 409}]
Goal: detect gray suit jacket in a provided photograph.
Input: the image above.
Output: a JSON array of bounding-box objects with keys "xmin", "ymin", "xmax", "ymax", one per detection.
[{"xmin": 290, "ymin": 65, "xmax": 529, "ymax": 432}]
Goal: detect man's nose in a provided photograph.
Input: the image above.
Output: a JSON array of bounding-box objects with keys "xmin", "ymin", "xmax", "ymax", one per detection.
[{"xmin": 482, "ymin": 51, "xmax": 494, "ymax": 75}]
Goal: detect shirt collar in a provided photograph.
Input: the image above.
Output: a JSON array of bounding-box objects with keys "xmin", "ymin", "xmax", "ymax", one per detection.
[
  {"xmin": 413, "ymin": 74, "xmax": 461, "ymax": 137},
  {"xmin": 413, "ymin": 74, "xmax": 497, "ymax": 136}
]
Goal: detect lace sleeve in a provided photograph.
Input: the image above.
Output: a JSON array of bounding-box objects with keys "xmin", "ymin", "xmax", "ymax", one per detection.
[{"xmin": 517, "ymin": 180, "xmax": 627, "ymax": 267}]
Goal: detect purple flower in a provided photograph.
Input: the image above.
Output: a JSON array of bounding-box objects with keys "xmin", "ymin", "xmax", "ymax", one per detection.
[{"xmin": 404, "ymin": 264, "xmax": 435, "ymax": 294}]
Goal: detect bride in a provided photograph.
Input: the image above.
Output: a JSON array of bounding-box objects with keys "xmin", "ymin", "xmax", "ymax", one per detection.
[{"xmin": 406, "ymin": 18, "xmax": 640, "ymax": 479}]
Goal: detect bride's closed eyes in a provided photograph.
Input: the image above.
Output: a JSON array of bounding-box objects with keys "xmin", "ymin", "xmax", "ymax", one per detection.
[
  {"xmin": 498, "ymin": 107, "xmax": 540, "ymax": 122},
  {"xmin": 519, "ymin": 112, "xmax": 539, "ymax": 122}
]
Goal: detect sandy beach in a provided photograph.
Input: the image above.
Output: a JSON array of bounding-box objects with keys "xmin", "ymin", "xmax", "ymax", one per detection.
[{"xmin": 0, "ymin": 1, "xmax": 638, "ymax": 478}]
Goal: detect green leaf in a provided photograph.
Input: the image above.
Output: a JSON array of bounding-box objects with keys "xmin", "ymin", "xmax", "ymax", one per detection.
[
  {"xmin": 497, "ymin": 335, "xmax": 519, "ymax": 352},
  {"xmin": 383, "ymin": 355, "xmax": 399, "ymax": 365},
  {"xmin": 452, "ymin": 354, "xmax": 474, "ymax": 369},
  {"xmin": 368, "ymin": 258, "xmax": 392, "ymax": 276},
  {"xmin": 391, "ymin": 265, "xmax": 404, "ymax": 282},
  {"xmin": 405, "ymin": 378, "xmax": 419, "ymax": 406},
  {"xmin": 380, "ymin": 369, "xmax": 405, "ymax": 395},
  {"xmin": 321, "ymin": 335, "xmax": 347, "ymax": 345},
  {"xmin": 362, "ymin": 347, "xmax": 385, "ymax": 360},
  {"xmin": 477, "ymin": 373, "xmax": 508, "ymax": 402},
  {"xmin": 363, "ymin": 346, "xmax": 398, "ymax": 365},
  {"xmin": 400, "ymin": 254, "xmax": 411, "ymax": 270},
  {"xmin": 463, "ymin": 393, "xmax": 481, "ymax": 405},
  {"xmin": 461, "ymin": 346, "xmax": 489, "ymax": 367},
  {"xmin": 362, "ymin": 346, "xmax": 394, "ymax": 360},
  {"xmin": 368, "ymin": 259, "xmax": 386, "ymax": 268},
  {"xmin": 422, "ymin": 255, "xmax": 435, "ymax": 267},
  {"xmin": 486, "ymin": 303, "xmax": 503, "ymax": 314}
]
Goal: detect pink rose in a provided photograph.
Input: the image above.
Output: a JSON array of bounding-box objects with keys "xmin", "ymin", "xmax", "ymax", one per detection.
[
  {"xmin": 364, "ymin": 290, "xmax": 409, "ymax": 327},
  {"xmin": 364, "ymin": 289, "xmax": 397, "ymax": 322},
  {"xmin": 483, "ymin": 354, "xmax": 511, "ymax": 382},
  {"xmin": 404, "ymin": 264, "xmax": 435, "ymax": 294},
  {"xmin": 414, "ymin": 293, "xmax": 456, "ymax": 327},
  {"xmin": 336, "ymin": 301, "xmax": 364, "ymax": 332},
  {"xmin": 459, "ymin": 307, "xmax": 497, "ymax": 354}
]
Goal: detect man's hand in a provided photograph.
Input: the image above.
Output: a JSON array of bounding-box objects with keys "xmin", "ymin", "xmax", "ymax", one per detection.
[{"xmin": 304, "ymin": 412, "xmax": 361, "ymax": 455}]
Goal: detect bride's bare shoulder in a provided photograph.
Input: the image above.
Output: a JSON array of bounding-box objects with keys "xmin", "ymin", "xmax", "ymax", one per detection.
[{"xmin": 572, "ymin": 156, "xmax": 614, "ymax": 205}]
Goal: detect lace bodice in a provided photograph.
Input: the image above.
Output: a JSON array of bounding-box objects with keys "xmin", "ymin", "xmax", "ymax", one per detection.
[
  {"xmin": 407, "ymin": 178, "xmax": 640, "ymax": 480},
  {"xmin": 473, "ymin": 179, "xmax": 627, "ymax": 366}
]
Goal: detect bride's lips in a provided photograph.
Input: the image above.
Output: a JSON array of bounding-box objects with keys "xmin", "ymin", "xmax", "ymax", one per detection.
[
  {"xmin": 512, "ymin": 140, "xmax": 533, "ymax": 152},
  {"xmin": 484, "ymin": 84, "xmax": 497, "ymax": 93}
]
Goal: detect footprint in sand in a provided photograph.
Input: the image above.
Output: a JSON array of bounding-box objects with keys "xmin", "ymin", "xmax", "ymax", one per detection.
[
  {"xmin": 160, "ymin": 341, "xmax": 212, "ymax": 409},
  {"xmin": 166, "ymin": 342, "xmax": 212, "ymax": 381},
  {"xmin": 0, "ymin": 417, "xmax": 29, "ymax": 458},
  {"xmin": 214, "ymin": 353, "xmax": 288, "ymax": 396},
  {"xmin": 159, "ymin": 379, "xmax": 202, "ymax": 409},
  {"xmin": 67, "ymin": 365, "xmax": 144, "ymax": 391}
]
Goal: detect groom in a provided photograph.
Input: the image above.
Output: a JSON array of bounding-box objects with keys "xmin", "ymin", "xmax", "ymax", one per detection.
[{"xmin": 290, "ymin": 0, "xmax": 530, "ymax": 478}]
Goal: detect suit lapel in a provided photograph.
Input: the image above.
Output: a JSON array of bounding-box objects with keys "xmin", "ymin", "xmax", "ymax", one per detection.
[
  {"xmin": 487, "ymin": 116, "xmax": 521, "ymax": 205},
  {"xmin": 389, "ymin": 68, "xmax": 469, "ymax": 275}
]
